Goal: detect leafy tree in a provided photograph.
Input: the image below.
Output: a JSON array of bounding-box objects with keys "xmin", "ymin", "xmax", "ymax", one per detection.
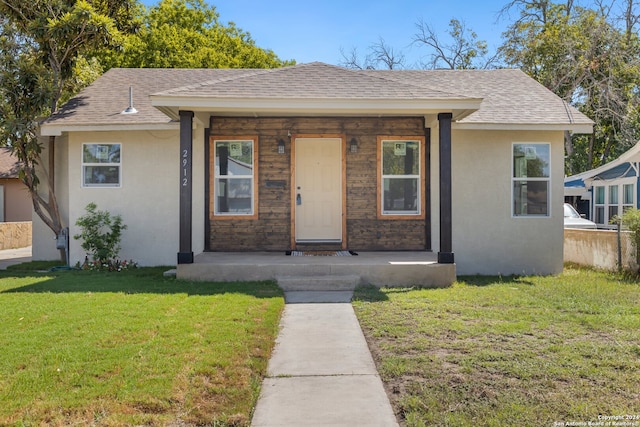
[
  {"xmin": 102, "ymin": 0, "xmax": 293, "ymax": 69},
  {"xmin": 0, "ymin": 0, "xmax": 134, "ymax": 261},
  {"xmin": 413, "ymin": 18, "xmax": 500, "ymax": 69},
  {"xmin": 1, "ymin": 0, "xmax": 292, "ymax": 262},
  {"xmin": 499, "ymin": 0, "xmax": 640, "ymax": 175}
]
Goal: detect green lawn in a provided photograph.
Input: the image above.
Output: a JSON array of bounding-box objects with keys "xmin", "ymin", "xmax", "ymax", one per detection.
[
  {"xmin": 353, "ymin": 266, "xmax": 640, "ymax": 427},
  {"xmin": 0, "ymin": 267, "xmax": 284, "ymax": 426}
]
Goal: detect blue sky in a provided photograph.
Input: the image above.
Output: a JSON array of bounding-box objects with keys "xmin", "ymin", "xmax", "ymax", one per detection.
[{"xmin": 142, "ymin": 0, "xmax": 511, "ymax": 66}]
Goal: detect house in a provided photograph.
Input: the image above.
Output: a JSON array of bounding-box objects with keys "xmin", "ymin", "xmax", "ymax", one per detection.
[
  {"xmin": 564, "ymin": 141, "xmax": 640, "ymax": 226},
  {"xmin": 37, "ymin": 62, "xmax": 593, "ymax": 277},
  {"xmin": 0, "ymin": 148, "xmax": 31, "ymax": 222}
]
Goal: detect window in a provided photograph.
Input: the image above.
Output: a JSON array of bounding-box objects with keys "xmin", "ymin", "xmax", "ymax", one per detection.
[
  {"xmin": 609, "ymin": 185, "xmax": 619, "ymax": 219},
  {"xmin": 212, "ymin": 136, "xmax": 258, "ymax": 218},
  {"xmin": 512, "ymin": 143, "xmax": 550, "ymax": 216},
  {"xmin": 594, "ymin": 181, "xmax": 635, "ymax": 224},
  {"xmin": 595, "ymin": 186, "xmax": 605, "ymax": 224},
  {"xmin": 82, "ymin": 143, "xmax": 121, "ymax": 187},
  {"xmin": 378, "ymin": 136, "xmax": 425, "ymax": 218},
  {"xmin": 623, "ymin": 183, "xmax": 634, "ymax": 212}
]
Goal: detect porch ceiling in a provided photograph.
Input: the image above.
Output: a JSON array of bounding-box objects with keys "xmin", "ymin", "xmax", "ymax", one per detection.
[{"xmin": 150, "ymin": 97, "xmax": 482, "ymax": 122}]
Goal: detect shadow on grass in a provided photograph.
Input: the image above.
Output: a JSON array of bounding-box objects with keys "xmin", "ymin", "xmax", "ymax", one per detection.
[
  {"xmin": 0, "ymin": 267, "xmax": 283, "ymax": 298},
  {"xmin": 457, "ymin": 275, "xmax": 536, "ymax": 287},
  {"xmin": 353, "ymin": 285, "xmax": 390, "ymax": 302}
]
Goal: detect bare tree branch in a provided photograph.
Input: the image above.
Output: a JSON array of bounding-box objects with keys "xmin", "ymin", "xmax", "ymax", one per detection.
[{"xmin": 369, "ymin": 37, "xmax": 405, "ymax": 70}]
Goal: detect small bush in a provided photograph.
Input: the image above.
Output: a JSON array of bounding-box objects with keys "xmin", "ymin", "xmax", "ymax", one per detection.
[
  {"xmin": 74, "ymin": 202, "xmax": 127, "ymax": 264},
  {"xmin": 621, "ymin": 207, "xmax": 640, "ymax": 270}
]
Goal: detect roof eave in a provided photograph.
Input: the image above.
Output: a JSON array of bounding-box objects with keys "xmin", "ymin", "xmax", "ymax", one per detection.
[
  {"xmin": 455, "ymin": 122, "xmax": 593, "ymax": 134},
  {"xmin": 150, "ymin": 96, "xmax": 483, "ymax": 120},
  {"xmin": 40, "ymin": 122, "xmax": 180, "ymax": 136}
]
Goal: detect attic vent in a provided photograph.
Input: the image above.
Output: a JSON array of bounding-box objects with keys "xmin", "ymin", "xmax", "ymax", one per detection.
[{"xmin": 121, "ymin": 86, "xmax": 138, "ymax": 114}]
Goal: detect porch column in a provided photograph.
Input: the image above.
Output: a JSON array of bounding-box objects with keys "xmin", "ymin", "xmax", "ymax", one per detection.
[
  {"xmin": 178, "ymin": 110, "xmax": 194, "ymax": 264},
  {"xmin": 438, "ymin": 113, "xmax": 454, "ymax": 264}
]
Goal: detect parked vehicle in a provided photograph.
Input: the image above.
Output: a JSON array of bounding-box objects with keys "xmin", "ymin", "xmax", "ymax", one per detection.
[{"xmin": 564, "ymin": 203, "xmax": 597, "ymax": 229}]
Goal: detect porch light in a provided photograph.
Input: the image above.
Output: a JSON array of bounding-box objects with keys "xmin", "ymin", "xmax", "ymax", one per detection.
[
  {"xmin": 350, "ymin": 137, "xmax": 358, "ymax": 153},
  {"xmin": 277, "ymin": 138, "xmax": 286, "ymax": 154}
]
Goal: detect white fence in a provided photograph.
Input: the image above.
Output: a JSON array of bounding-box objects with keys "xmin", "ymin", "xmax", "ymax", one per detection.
[{"xmin": 564, "ymin": 228, "xmax": 638, "ymax": 272}]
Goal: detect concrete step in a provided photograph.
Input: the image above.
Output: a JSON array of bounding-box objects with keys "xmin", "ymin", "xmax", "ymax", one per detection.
[{"xmin": 276, "ymin": 274, "xmax": 361, "ymax": 291}]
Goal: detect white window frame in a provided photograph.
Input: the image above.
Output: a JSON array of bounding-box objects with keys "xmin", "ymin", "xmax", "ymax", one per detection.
[
  {"xmin": 593, "ymin": 178, "xmax": 635, "ymax": 225},
  {"xmin": 211, "ymin": 136, "xmax": 258, "ymax": 219},
  {"xmin": 81, "ymin": 143, "xmax": 122, "ymax": 188},
  {"xmin": 512, "ymin": 143, "xmax": 551, "ymax": 217},
  {"xmin": 377, "ymin": 136, "xmax": 426, "ymax": 219}
]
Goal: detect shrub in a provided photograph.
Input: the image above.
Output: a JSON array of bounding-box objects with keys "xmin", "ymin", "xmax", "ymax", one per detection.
[
  {"xmin": 74, "ymin": 202, "xmax": 127, "ymax": 263},
  {"xmin": 621, "ymin": 207, "xmax": 640, "ymax": 270}
]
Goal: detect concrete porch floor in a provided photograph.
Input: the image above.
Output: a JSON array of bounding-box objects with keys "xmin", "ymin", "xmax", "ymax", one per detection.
[{"xmin": 177, "ymin": 251, "xmax": 455, "ymax": 289}]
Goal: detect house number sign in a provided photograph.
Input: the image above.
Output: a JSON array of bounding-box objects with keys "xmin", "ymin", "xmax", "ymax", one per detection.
[{"xmin": 182, "ymin": 149, "xmax": 189, "ymax": 187}]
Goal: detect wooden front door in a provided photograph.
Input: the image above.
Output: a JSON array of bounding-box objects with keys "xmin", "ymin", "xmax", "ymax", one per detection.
[{"xmin": 293, "ymin": 137, "xmax": 344, "ymax": 243}]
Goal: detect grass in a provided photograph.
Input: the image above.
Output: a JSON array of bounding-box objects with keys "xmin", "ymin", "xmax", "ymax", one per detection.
[
  {"xmin": 0, "ymin": 266, "xmax": 284, "ymax": 426},
  {"xmin": 353, "ymin": 266, "xmax": 640, "ymax": 427}
]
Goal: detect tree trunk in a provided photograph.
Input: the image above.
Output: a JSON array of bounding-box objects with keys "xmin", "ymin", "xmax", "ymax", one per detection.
[
  {"xmin": 564, "ymin": 130, "xmax": 574, "ymax": 175},
  {"xmin": 25, "ymin": 136, "xmax": 67, "ymax": 263}
]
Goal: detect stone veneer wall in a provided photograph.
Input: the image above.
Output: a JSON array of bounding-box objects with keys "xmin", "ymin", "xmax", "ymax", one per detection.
[{"xmin": 0, "ymin": 221, "xmax": 32, "ymax": 250}]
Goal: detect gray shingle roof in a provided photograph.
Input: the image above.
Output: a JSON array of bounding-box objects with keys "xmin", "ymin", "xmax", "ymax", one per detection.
[
  {"xmin": 155, "ymin": 62, "xmax": 469, "ymax": 100},
  {"xmin": 43, "ymin": 62, "xmax": 592, "ymax": 129},
  {"xmin": 46, "ymin": 68, "xmax": 258, "ymax": 126},
  {"xmin": 366, "ymin": 68, "xmax": 591, "ymax": 126}
]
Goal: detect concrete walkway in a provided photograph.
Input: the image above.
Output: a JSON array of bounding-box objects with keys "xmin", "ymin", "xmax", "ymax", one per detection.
[
  {"xmin": 251, "ymin": 291, "xmax": 399, "ymax": 427},
  {"xmin": 0, "ymin": 246, "xmax": 32, "ymax": 270}
]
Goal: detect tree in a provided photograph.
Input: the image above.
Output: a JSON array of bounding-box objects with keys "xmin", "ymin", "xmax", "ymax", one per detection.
[
  {"xmin": 341, "ymin": 18, "xmax": 497, "ymax": 71},
  {"xmin": 101, "ymin": 0, "xmax": 293, "ymax": 69},
  {"xmin": 0, "ymin": 0, "xmax": 133, "ymax": 261},
  {"xmin": 499, "ymin": 1, "xmax": 640, "ymax": 175},
  {"xmin": 413, "ymin": 18, "xmax": 500, "ymax": 69},
  {"xmin": 340, "ymin": 38, "xmax": 406, "ymax": 70},
  {"xmin": 1, "ymin": 0, "xmax": 292, "ymax": 261}
]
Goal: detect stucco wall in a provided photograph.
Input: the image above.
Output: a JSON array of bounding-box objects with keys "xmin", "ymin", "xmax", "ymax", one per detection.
[
  {"xmin": 33, "ymin": 127, "xmax": 205, "ymax": 266},
  {"xmin": 451, "ymin": 129, "xmax": 565, "ymax": 275},
  {"xmin": 564, "ymin": 228, "xmax": 638, "ymax": 272},
  {"xmin": 64, "ymin": 128, "xmax": 204, "ymax": 266},
  {"xmin": 0, "ymin": 221, "xmax": 32, "ymax": 249},
  {"xmin": 34, "ymin": 121, "xmax": 566, "ymax": 274},
  {"xmin": 0, "ymin": 178, "xmax": 32, "ymax": 222}
]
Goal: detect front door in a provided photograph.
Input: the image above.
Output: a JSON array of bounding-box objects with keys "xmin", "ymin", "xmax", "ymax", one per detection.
[{"xmin": 294, "ymin": 137, "xmax": 343, "ymax": 243}]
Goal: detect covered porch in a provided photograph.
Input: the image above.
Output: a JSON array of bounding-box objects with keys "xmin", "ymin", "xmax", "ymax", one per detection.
[{"xmin": 177, "ymin": 251, "xmax": 455, "ymax": 289}]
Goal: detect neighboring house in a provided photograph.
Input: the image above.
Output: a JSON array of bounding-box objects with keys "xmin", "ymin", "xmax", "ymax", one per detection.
[
  {"xmin": 564, "ymin": 141, "xmax": 640, "ymax": 226},
  {"xmin": 37, "ymin": 62, "xmax": 593, "ymax": 275},
  {"xmin": 0, "ymin": 148, "xmax": 31, "ymax": 222}
]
